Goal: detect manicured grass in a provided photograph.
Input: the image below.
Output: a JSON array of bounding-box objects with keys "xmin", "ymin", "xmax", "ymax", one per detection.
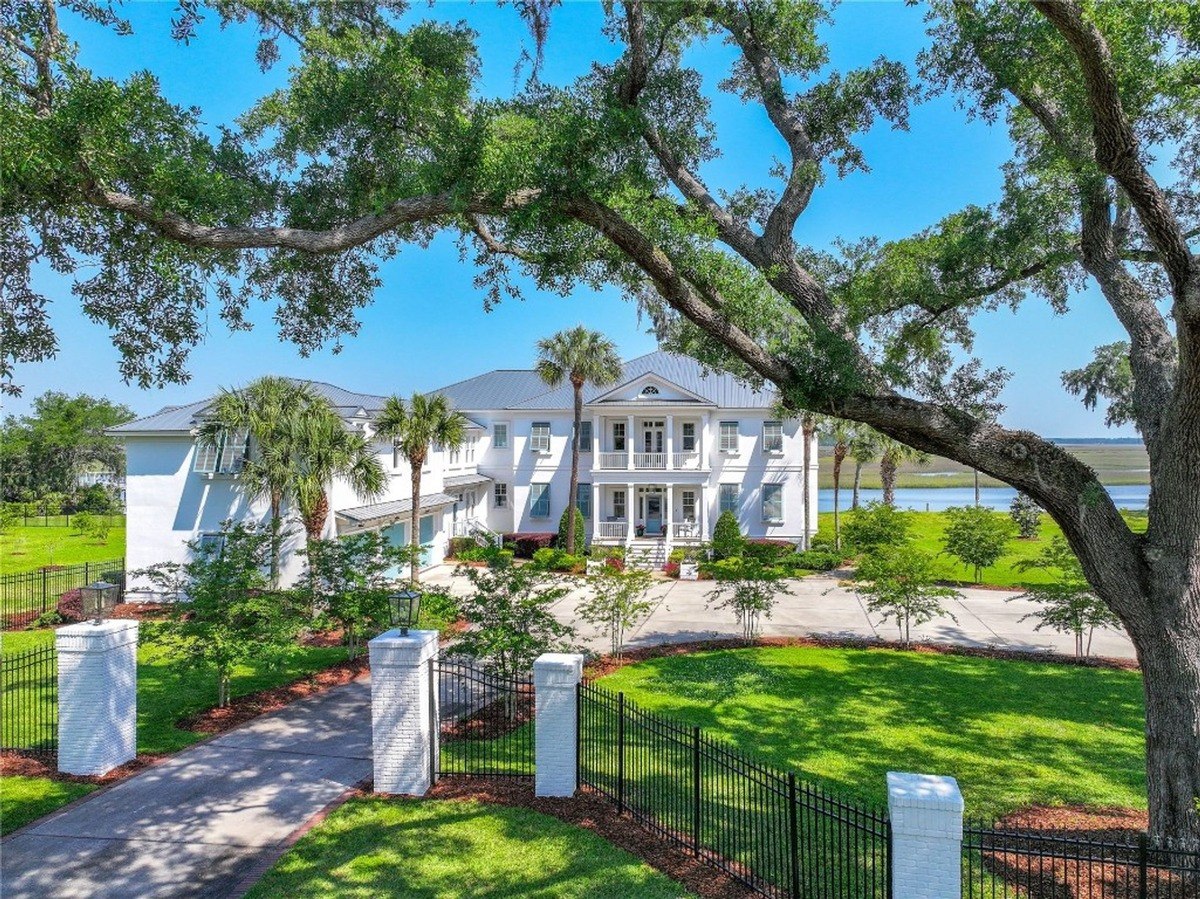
[
  {"xmin": 816, "ymin": 509, "xmax": 1146, "ymax": 588},
  {"xmin": 0, "ymin": 522, "xmax": 125, "ymax": 574},
  {"xmin": 598, "ymin": 646, "xmax": 1146, "ymax": 820},
  {"xmin": 246, "ymin": 796, "xmax": 692, "ymax": 899},
  {"xmin": 0, "ymin": 775, "xmax": 96, "ymax": 836}
]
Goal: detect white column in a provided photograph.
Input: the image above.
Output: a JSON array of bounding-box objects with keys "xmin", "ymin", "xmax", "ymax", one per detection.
[
  {"xmin": 665, "ymin": 414, "xmax": 674, "ymax": 469},
  {"xmin": 701, "ymin": 412, "xmax": 711, "ymax": 468},
  {"xmin": 592, "ymin": 416, "xmax": 601, "ymax": 458},
  {"xmin": 700, "ymin": 483, "xmax": 709, "ymax": 540},
  {"xmin": 664, "ymin": 483, "xmax": 673, "ymax": 542},
  {"xmin": 887, "ymin": 772, "xmax": 964, "ymax": 899},
  {"xmin": 627, "ymin": 414, "xmax": 635, "ymax": 470},
  {"xmin": 626, "ymin": 483, "xmax": 636, "ymax": 543},
  {"xmin": 370, "ymin": 628, "xmax": 439, "ymax": 796},
  {"xmin": 534, "ymin": 652, "xmax": 584, "ymax": 797},
  {"xmin": 592, "ymin": 485, "xmax": 601, "ymax": 543},
  {"xmin": 57, "ymin": 620, "xmax": 139, "ymax": 776}
]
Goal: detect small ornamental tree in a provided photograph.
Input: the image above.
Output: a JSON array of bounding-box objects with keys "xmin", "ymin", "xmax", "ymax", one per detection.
[
  {"xmin": 556, "ymin": 505, "xmax": 586, "ymax": 552},
  {"xmin": 842, "ymin": 502, "xmax": 911, "ymax": 555},
  {"xmin": 1011, "ymin": 537, "xmax": 1122, "ymax": 658},
  {"xmin": 1009, "ymin": 493, "xmax": 1042, "ymax": 540},
  {"xmin": 453, "ymin": 564, "xmax": 576, "ymax": 680},
  {"xmin": 136, "ymin": 522, "xmax": 302, "ymax": 707},
  {"xmin": 705, "ymin": 558, "xmax": 792, "ymax": 642},
  {"xmin": 855, "ymin": 548, "xmax": 960, "ymax": 648},
  {"xmin": 71, "ymin": 510, "xmax": 93, "ymax": 536},
  {"xmin": 578, "ymin": 566, "xmax": 656, "ymax": 659},
  {"xmin": 302, "ymin": 532, "xmax": 417, "ymax": 659},
  {"xmin": 711, "ymin": 510, "xmax": 745, "ymax": 560},
  {"xmin": 85, "ymin": 514, "xmax": 111, "ymax": 544},
  {"xmin": 0, "ymin": 504, "xmax": 17, "ymax": 534},
  {"xmin": 941, "ymin": 506, "xmax": 1013, "ymax": 583}
]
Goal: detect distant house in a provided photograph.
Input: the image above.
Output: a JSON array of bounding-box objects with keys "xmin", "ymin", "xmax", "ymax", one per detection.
[
  {"xmin": 76, "ymin": 469, "xmax": 126, "ymax": 504},
  {"xmin": 111, "ymin": 351, "xmax": 817, "ymax": 589}
]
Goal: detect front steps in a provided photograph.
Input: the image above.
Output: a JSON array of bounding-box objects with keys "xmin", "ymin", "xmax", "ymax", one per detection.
[{"xmin": 625, "ymin": 539, "xmax": 669, "ymax": 571}]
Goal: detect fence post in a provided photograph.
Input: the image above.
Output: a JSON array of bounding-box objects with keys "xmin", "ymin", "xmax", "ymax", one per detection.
[
  {"xmin": 692, "ymin": 726, "xmax": 702, "ymax": 856},
  {"xmin": 887, "ymin": 772, "xmax": 963, "ymax": 899},
  {"xmin": 788, "ymin": 773, "xmax": 801, "ymax": 899},
  {"xmin": 41, "ymin": 568, "xmax": 47, "ymax": 615},
  {"xmin": 1138, "ymin": 831, "xmax": 1148, "ymax": 899},
  {"xmin": 368, "ymin": 628, "xmax": 439, "ymax": 796},
  {"xmin": 617, "ymin": 692, "xmax": 626, "ymax": 814},
  {"xmin": 533, "ymin": 652, "xmax": 584, "ymax": 797},
  {"xmin": 56, "ymin": 620, "xmax": 139, "ymax": 775}
]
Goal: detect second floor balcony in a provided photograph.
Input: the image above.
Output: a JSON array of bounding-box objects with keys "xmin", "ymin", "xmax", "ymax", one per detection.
[{"xmin": 595, "ymin": 450, "xmax": 704, "ymax": 471}]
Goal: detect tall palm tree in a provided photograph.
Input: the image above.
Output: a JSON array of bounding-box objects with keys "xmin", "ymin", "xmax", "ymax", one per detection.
[
  {"xmin": 290, "ymin": 411, "xmax": 386, "ymax": 542},
  {"xmin": 375, "ymin": 393, "xmax": 467, "ymax": 585},
  {"xmin": 827, "ymin": 418, "xmax": 855, "ymax": 551},
  {"xmin": 877, "ymin": 435, "xmax": 929, "ymax": 507},
  {"xmin": 535, "ymin": 327, "xmax": 623, "ymax": 555},
  {"xmin": 198, "ymin": 377, "xmax": 317, "ymax": 586}
]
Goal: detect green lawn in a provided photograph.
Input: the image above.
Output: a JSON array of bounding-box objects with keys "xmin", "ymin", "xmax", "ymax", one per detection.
[
  {"xmin": 0, "ymin": 522, "xmax": 125, "ymax": 574},
  {"xmin": 817, "ymin": 509, "xmax": 1147, "ymax": 589},
  {"xmin": 246, "ymin": 796, "xmax": 692, "ymax": 899},
  {"xmin": 0, "ymin": 776, "xmax": 96, "ymax": 835},
  {"xmin": 597, "ymin": 646, "xmax": 1146, "ymax": 821}
]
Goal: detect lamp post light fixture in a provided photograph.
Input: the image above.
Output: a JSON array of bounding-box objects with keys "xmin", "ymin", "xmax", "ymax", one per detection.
[
  {"xmin": 388, "ymin": 588, "xmax": 422, "ymax": 636},
  {"xmin": 80, "ymin": 581, "xmax": 120, "ymax": 624}
]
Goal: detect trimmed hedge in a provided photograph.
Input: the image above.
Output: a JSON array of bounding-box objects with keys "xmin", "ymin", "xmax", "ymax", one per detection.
[
  {"xmin": 502, "ymin": 532, "xmax": 556, "ymax": 559},
  {"xmin": 742, "ymin": 538, "xmax": 797, "ymax": 564}
]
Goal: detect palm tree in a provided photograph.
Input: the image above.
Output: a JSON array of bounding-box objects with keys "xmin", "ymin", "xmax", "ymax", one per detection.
[
  {"xmin": 375, "ymin": 393, "xmax": 467, "ymax": 585},
  {"xmin": 848, "ymin": 426, "xmax": 881, "ymax": 511},
  {"xmin": 827, "ymin": 418, "xmax": 855, "ymax": 551},
  {"xmin": 877, "ymin": 435, "xmax": 929, "ymax": 507},
  {"xmin": 535, "ymin": 327, "xmax": 623, "ymax": 555},
  {"xmin": 198, "ymin": 377, "xmax": 317, "ymax": 586},
  {"xmin": 290, "ymin": 411, "xmax": 386, "ymax": 542}
]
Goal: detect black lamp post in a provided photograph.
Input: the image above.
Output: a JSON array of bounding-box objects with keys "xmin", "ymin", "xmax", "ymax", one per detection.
[
  {"xmin": 388, "ymin": 588, "xmax": 422, "ymax": 636},
  {"xmin": 80, "ymin": 581, "xmax": 120, "ymax": 623}
]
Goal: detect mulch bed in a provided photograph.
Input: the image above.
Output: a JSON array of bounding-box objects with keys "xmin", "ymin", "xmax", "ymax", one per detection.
[
  {"xmin": 584, "ymin": 635, "xmax": 1139, "ymax": 679},
  {"xmin": 441, "ymin": 694, "xmax": 536, "ymax": 741},
  {"xmin": 1, "ymin": 750, "xmax": 166, "ymax": 785},
  {"xmin": 425, "ymin": 777, "xmax": 758, "ymax": 899}
]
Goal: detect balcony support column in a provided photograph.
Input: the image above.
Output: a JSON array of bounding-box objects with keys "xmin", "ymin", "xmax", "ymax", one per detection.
[
  {"xmin": 625, "ymin": 483, "xmax": 636, "ymax": 543},
  {"xmin": 627, "ymin": 414, "xmax": 635, "ymax": 471},
  {"xmin": 664, "ymin": 483, "xmax": 672, "ymax": 545},
  {"xmin": 666, "ymin": 414, "xmax": 674, "ymax": 470}
]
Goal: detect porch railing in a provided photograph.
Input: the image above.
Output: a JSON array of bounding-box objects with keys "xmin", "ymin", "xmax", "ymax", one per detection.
[
  {"xmin": 633, "ymin": 452, "xmax": 667, "ymax": 470},
  {"xmin": 596, "ymin": 520, "xmax": 628, "ymax": 539},
  {"xmin": 672, "ymin": 451, "xmax": 701, "ymax": 470},
  {"xmin": 597, "ymin": 452, "xmax": 627, "ymax": 469},
  {"xmin": 673, "ymin": 521, "xmax": 702, "ymax": 540}
]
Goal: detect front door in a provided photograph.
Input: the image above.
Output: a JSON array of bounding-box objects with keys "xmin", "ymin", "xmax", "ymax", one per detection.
[
  {"xmin": 641, "ymin": 420, "xmax": 664, "ymax": 453},
  {"xmin": 645, "ymin": 494, "xmax": 662, "ymax": 535}
]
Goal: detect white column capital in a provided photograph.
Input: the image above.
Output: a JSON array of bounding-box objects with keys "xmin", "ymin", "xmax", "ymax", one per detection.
[{"xmin": 887, "ymin": 772, "xmax": 964, "ymax": 899}]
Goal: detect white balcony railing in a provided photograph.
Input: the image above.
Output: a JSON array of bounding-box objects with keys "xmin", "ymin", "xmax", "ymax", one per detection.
[
  {"xmin": 673, "ymin": 521, "xmax": 702, "ymax": 540},
  {"xmin": 598, "ymin": 452, "xmax": 627, "ymax": 470},
  {"xmin": 597, "ymin": 520, "xmax": 628, "ymax": 539},
  {"xmin": 672, "ymin": 451, "xmax": 701, "ymax": 470},
  {"xmin": 633, "ymin": 452, "xmax": 667, "ymax": 470}
]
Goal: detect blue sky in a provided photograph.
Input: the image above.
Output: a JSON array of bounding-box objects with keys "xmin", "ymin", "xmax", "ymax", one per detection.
[{"xmin": 9, "ymin": 1, "xmax": 1137, "ymax": 437}]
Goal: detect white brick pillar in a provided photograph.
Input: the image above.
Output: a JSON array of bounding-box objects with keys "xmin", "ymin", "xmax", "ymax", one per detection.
[
  {"xmin": 887, "ymin": 771, "xmax": 964, "ymax": 899},
  {"xmin": 534, "ymin": 652, "xmax": 584, "ymax": 797},
  {"xmin": 56, "ymin": 620, "xmax": 139, "ymax": 776},
  {"xmin": 369, "ymin": 628, "xmax": 439, "ymax": 796}
]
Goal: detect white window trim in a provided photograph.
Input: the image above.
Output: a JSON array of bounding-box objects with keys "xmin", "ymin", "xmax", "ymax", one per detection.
[
  {"xmin": 719, "ymin": 421, "xmax": 740, "ymax": 454},
  {"xmin": 576, "ymin": 483, "xmax": 592, "ymax": 518},
  {"xmin": 530, "ymin": 482, "xmax": 551, "ymax": 518},
  {"xmin": 719, "ymin": 483, "xmax": 740, "ymax": 515},
  {"xmin": 530, "ymin": 422, "xmax": 552, "ymax": 454},
  {"xmin": 762, "ymin": 420, "xmax": 784, "ymax": 455},
  {"xmin": 762, "ymin": 484, "xmax": 784, "ymax": 524},
  {"xmin": 493, "ymin": 422, "xmax": 510, "ymax": 450},
  {"xmin": 612, "ymin": 489, "xmax": 627, "ymax": 520},
  {"xmin": 493, "ymin": 482, "xmax": 509, "ymax": 509}
]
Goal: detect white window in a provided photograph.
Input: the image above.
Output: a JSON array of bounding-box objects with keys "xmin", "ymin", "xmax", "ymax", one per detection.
[
  {"xmin": 392, "ymin": 442, "xmax": 403, "ymax": 469},
  {"xmin": 763, "ymin": 420, "xmax": 784, "ymax": 454},
  {"xmin": 719, "ymin": 483, "xmax": 739, "ymax": 515},
  {"xmin": 612, "ymin": 489, "xmax": 626, "ymax": 520},
  {"xmin": 194, "ymin": 429, "xmax": 249, "ymax": 474},
  {"xmin": 530, "ymin": 422, "xmax": 551, "ymax": 453},
  {"xmin": 493, "ymin": 423, "xmax": 509, "ymax": 449},
  {"xmin": 448, "ymin": 444, "xmax": 461, "ymax": 466},
  {"xmin": 530, "ymin": 483, "xmax": 551, "ymax": 518},
  {"xmin": 494, "ymin": 483, "xmax": 508, "ymax": 509},
  {"xmin": 762, "ymin": 484, "xmax": 783, "ymax": 523},
  {"xmin": 612, "ymin": 421, "xmax": 626, "ymax": 452},
  {"xmin": 465, "ymin": 436, "xmax": 477, "ymax": 464},
  {"xmin": 577, "ymin": 420, "xmax": 593, "ymax": 451},
  {"xmin": 681, "ymin": 490, "xmax": 696, "ymax": 522},
  {"xmin": 577, "ymin": 483, "xmax": 592, "ymax": 518},
  {"xmin": 641, "ymin": 385, "xmax": 660, "ymax": 395},
  {"xmin": 719, "ymin": 421, "xmax": 739, "ymax": 453},
  {"xmin": 681, "ymin": 422, "xmax": 696, "ymax": 452}
]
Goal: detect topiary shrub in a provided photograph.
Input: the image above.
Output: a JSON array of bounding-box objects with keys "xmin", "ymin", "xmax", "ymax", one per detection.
[
  {"xmin": 556, "ymin": 505, "xmax": 587, "ymax": 552},
  {"xmin": 711, "ymin": 511, "xmax": 745, "ymax": 560}
]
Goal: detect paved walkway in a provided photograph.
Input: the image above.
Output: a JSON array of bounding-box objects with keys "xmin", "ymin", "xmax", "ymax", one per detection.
[
  {"xmin": 423, "ymin": 568, "xmax": 1137, "ymax": 660},
  {"xmin": 2, "ymin": 680, "xmax": 372, "ymax": 899}
]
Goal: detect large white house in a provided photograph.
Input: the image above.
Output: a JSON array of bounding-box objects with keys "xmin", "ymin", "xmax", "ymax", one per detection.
[{"xmin": 112, "ymin": 351, "xmax": 818, "ymax": 586}]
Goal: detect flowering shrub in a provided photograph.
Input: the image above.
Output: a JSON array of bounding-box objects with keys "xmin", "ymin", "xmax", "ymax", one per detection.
[
  {"xmin": 664, "ymin": 561, "xmax": 681, "ymax": 578},
  {"xmin": 502, "ymin": 532, "xmax": 556, "ymax": 559}
]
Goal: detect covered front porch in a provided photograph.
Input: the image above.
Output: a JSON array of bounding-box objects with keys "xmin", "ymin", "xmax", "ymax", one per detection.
[{"xmin": 591, "ymin": 483, "xmax": 707, "ymax": 545}]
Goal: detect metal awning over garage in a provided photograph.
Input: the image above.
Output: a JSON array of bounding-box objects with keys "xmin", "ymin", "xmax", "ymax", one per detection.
[
  {"xmin": 335, "ymin": 492, "xmax": 458, "ymax": 532},
  {"xmin": 443, "ymin": 473, "xmax": 493, "ymax": 491}
]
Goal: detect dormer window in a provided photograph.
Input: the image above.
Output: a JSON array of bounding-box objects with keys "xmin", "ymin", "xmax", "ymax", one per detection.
[{"xmin": 640, "ymin": 385, "xmax": 660, "ymax": 396}]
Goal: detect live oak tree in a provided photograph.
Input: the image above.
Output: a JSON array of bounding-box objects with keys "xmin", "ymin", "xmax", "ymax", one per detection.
[{"xmin": 4, "ymin": 0, "xmax": 1200, "ymax": 840}]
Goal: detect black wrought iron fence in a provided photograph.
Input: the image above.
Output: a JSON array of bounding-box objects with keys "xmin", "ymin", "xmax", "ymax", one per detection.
[
  {"xmin": 6, "ymin": 512, "xmax": 124, "ymax": 529},
  {"xmin": 435, "ymin": 657, "xmax": 535, "ymax": 778},
  {"xmin": 578, "ymin": 681, "xmax": 892, "ymax": 898},
  {"xmin": 0, "ymin": 559, "xmax": 125, "ymax": 629},
  {"xmin": 0, "ymin": 644, "xmax": 58, "ymax": 755},
  {"xmin": 963, "ymin": 820, "xmax": 1200, "ymax": 898}
]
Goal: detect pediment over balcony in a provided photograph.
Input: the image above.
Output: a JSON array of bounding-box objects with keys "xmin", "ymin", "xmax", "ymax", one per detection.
[{"xmin": 586, "ymin": 372, "xmax": 714, "ymax": 407}]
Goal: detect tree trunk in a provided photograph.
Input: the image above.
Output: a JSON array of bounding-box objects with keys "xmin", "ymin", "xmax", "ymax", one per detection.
[
  {"xmin": 852, "ymin": 462, "xmax": 862, "ymax": 510},
  {"xmin": 880, "ymin": 452, "xmax": 897, "ymax": 507},
  {"xmin": 410, "ymin": 453, "xmax": 423, "ymax": 585},
  {"xmin": 566, "ymin": 378, "xmax": 583, "ymax": 555},
  {"xmin": 973, "ymin": 468, "xmax": 980, "ymax": 507},
  {"xmin": 801, "ymin": 417, "xmax": 814, "ymax": 550},
  {"xmin": 304, "ymin": 490, "xmax": 329, "ymax": 542},
  {"xmin": 268, "ymin": 493, "xmax": 283, "ymax": 588},
  {"xmin": 832, "ymin": 443, "xmax": 847, "ymax": 551}
]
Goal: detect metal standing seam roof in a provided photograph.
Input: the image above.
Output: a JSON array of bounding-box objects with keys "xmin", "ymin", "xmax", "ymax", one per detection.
[
  {"xmin": 443, "ymin": 473, "xmax": 494, "ymax": 489},
  {"xmin": 336, "ymin": 492, "xmax": 459, "ymax": 527}
]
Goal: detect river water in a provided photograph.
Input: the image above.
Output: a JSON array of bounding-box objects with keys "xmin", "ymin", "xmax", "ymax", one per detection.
[{"xmin": 818, "ymin": 484, "xmax": 1150, "ymax": 513}]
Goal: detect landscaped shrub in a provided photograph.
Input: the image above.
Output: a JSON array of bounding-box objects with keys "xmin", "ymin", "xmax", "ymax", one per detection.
[
  {"xmin": 502, "ymin": 532, "xmax": 556, "ymax": 559},
  {"xmin": 604, "ymin": 556, "xmax": 625, "ymax": 572},
  {"xmin": 668, "ymin": 547, "xmax": 688, "ymax": 564},
  {"xmin": 556, "ymin": 505, "xmax": 587, "ymax": 552},
  {"xmin": 785, "ymin": 550, "xmax": 841, "ymax": 572},
  {"xmin": 711, "ymin": 511, "xmax": 745, "ymax": 560},
  {"xmin": 418, "ymin": 588, "xmax": 462, "ymax": 634},
  {"xmin": 55, "ymin": 588, "xmax": 85, "ymax": 623},
  {"xmin": 664, "ymin": 561, "xmax": 681, "ymax": 578},
  {"xmin": 942, "ymin": 505, "xmax": 1014, "ymax": 583},
  {"xmin": 742, "ymin": 538, "xmax": 796, "ymax": 564},
  {"xmin": 1009, "ymin": 493, "xmax": 1042, "ymax": 539},
  {"xmin": 447, "ymin": 537, "xmax": 476, "ymax": 559},
  {"xmin": 841, "ymin": 501, "xmax": 910, "ymax": 554},
  {"xmin": 531, "ymin": 547, "xmax": 586, "ymax": 573}
]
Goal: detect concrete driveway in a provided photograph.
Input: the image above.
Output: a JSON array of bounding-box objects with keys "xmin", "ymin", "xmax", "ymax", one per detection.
[{"xmin": 423, "ymin": 567, "xmax": 1136, "ymax": 660}]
